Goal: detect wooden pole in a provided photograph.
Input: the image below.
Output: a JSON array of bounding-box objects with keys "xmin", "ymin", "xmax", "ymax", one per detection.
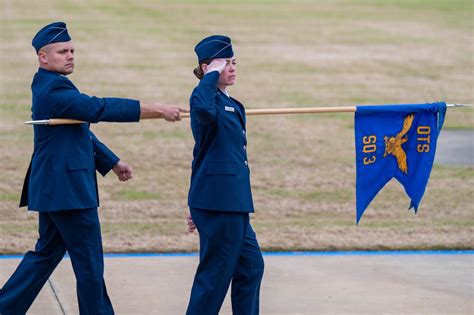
[
  {"xmin": 47, "ymin": 118, "xmax": 87, "ymax": 125},
  {"xmin": 23, "ymin": 104, "xmax": 471, "ymax": 125},
  {"xmin": 180, "ymin": 106, "xmax": 357, "ymax": 119}
]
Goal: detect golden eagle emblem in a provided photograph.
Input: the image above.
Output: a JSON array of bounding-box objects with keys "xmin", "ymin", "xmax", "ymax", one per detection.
[{"xmin": 383, "ymin": 114, "xmax": 415, "ymax": 174}]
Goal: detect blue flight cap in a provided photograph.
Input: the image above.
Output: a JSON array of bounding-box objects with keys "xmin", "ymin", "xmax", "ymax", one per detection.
[
  {"xmin": 194, "ymin": 35, "xmax": 234, "ymax": 63},
  {"xmin": 32, "ymin": 22, "xmax": 71, "ymax": 53}
]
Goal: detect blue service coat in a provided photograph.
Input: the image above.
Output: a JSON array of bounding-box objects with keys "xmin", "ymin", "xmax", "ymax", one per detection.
[
  {"xmin": 20, "ymin": 68, "xmax": 141, "ymax": 212},
  {"xmin": 188, "ymin": 71, "xmax": 254, "ymax": 212}
]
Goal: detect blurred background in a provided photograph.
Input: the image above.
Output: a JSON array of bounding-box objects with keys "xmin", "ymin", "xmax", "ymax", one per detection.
[{"xmin": 1, "ymin": 0, "xmax": 472, "ymax": 253}]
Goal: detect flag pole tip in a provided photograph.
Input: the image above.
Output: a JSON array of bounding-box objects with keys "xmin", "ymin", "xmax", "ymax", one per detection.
[{"xmin": 446, "ymin": 103, "xmax": 473, "ymax": 108}]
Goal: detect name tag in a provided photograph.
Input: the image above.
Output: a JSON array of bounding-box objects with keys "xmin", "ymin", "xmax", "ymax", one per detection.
[{"xmin": 225, "ymin": 106, "xmax": 235, "ymax": 112}]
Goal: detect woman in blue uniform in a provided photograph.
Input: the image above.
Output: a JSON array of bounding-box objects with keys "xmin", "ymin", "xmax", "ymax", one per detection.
[{"xmin": 186, "ymin": 35, "xmax": 265, "ymax": 315}]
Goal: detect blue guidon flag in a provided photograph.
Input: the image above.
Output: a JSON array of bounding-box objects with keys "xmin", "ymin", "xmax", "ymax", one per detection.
[{"xmin": 354, "ymin": 102, "xmax": 447, "ymax": 223}]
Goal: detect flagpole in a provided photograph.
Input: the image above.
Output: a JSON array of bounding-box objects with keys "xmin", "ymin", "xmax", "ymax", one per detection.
[{"xmin": 23, "ymin": 103, "xmax": 471, "ymax": 125}]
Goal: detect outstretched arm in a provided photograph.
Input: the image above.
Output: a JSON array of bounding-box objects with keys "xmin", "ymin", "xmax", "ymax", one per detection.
[
  {"xmin": 140, "ymin": 101, "xmax": 188, "ymax": 121},
  {"xmin": 48, "ymin": 78, "xmax": 188, "ymax": 123}
]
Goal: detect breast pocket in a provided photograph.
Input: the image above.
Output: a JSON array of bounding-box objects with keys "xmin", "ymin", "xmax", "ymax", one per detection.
[
  {"xmin": 67, "ymin": 157, "xmax": 91, "ymax": 171},
  {"xmin": 206, "ymin": 161, "xmax": 237, "ymax": 175}
]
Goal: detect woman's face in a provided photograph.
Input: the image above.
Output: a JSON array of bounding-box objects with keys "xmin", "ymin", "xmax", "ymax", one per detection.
[{"xmin": 218, "ymin": 58, "xmax": 237, "ymax": 87}]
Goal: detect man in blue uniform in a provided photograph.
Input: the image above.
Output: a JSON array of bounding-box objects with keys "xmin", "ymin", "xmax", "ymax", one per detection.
[
  {"xmin": 0, "ymin": 22, "xmax": 186, "ymax": 314},
  {"xmin": 186, "ymin": 35, "xmax": 264, "ymax": 315}
]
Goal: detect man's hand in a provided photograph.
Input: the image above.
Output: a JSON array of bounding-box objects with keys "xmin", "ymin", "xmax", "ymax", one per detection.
[
  {"xmin": 186, "ymin": 214, "xmax": 197, "ymax": 233},
  {"xmin": 140, "ymin": 102, "xmax": 189, "ymax": 121},
  {"xmin": 112, "ymin": 160, "xmax": 133, "ymax": 182},
  {"xmin": 205, "ymin": 59, "xmax": 227, "ymax": 74},
  {"xmin": 161, "ymin": 106, "xmax": 188, "ymax": 122}
]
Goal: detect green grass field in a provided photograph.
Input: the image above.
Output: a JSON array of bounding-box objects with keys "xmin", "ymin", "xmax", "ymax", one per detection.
[{"xmin": 0, "ymin": 0, "xmax": 473, "ymax": 253}]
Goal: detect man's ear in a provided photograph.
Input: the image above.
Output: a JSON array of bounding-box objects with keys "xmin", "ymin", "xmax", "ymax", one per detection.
[
  {"xmin": 201, "ymin": 63, "xmax": 208, "ymax": 73},
  {"xmin": 38, "ymin": 51, "xmax": 48, "ymax": 64}
]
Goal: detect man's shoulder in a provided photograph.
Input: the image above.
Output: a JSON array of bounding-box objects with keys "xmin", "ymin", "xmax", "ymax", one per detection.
[
  {"xmin": 33, "ymin": 70, "xmax": 76, "ymax": 90},
  {"xmin": 48, "ymin": 73, "xmax": 75, "ymax": 88}
]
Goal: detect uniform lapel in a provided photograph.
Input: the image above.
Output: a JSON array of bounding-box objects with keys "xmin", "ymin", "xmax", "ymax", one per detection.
[{"xmin": 229, "ymin": 96, "xmax": 246, "ymax": 126}]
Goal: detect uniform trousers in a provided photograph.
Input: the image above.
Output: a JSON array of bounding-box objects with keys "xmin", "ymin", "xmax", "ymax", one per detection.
[
  {"xmin": 186, "ymin": 208, "xmax": 264, "ymax": 315},
  {"xmin": 0, "ymin": 208, "xmax": 114, "ymax": 315}
]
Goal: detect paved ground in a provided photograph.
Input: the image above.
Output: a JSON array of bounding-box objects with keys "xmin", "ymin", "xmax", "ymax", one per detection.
[
  {"xmin": 435, "ymin": 130, "xmax": 473, "ymax": 166},
  {"xmin": 1, "ymin": 252, "xmax": 472, "ymax": 314}
]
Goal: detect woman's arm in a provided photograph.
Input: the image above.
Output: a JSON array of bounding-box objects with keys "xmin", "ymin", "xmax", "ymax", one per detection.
[
  {"xmin": 191, "ymin": 71, "xmax": 220, "ymax": 124},
  {"xmin": 191, "ymin": 59, "xmax": 227, "ymax": 124}
]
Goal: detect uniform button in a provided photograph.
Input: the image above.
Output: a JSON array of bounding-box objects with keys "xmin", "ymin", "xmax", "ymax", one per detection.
[
  {"xmin": 243, "ymin": 145, "xmax": 246, "ymax": 151},
  {"xmin": 244, "ymin": 160, "xmax": 248, "ymax": 166},
  {"xmin": 242, "ymin": 130, "xmax": 246, "ymax": 135},
  {"xmin": 89, "ymin": 136, "xmax": 92, "ymax": 140}
]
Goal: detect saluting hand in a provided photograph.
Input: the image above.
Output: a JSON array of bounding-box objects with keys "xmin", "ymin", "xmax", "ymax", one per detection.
[
  {"xmin": 205, "ymin": 59, "xmax": 227, "ymax": 74},
  {"xmin": 112, "ymin": 160, "xmax": 133, "ymax": 182}
]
